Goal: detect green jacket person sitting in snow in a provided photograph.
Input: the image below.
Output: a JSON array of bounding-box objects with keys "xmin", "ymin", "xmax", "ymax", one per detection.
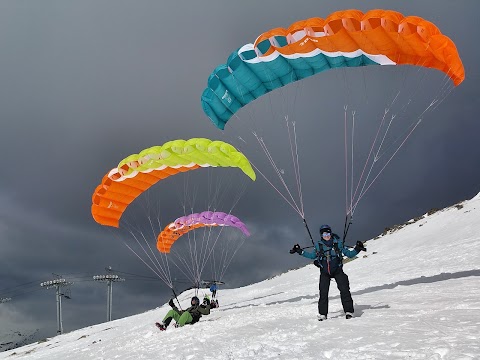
[
  {"xmin": 290, "ymin": 224, "xmax": 366, "ymax": 321},
  {"xmin": 156, "ymin": 296, "xmax": 210, "ymax": 330}
]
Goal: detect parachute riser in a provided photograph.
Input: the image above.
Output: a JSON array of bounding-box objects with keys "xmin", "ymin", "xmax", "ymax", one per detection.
[
  {"xmin": 302, "ymin": 218, "xmax": 319, "ymax": 256},
  {"xmin": 171, "ymin": 288, "xmax": 183, "ymax": 311},
  {"xmin": 300, "ymin": 216, "xmax": 353, "ymax": 252},
  {"xmin": 342, "ymin": 214, "xmax": 353, "ymax": 243}
]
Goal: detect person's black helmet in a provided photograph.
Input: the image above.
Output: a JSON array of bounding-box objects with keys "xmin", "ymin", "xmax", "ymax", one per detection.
[
  {"xmin": 319, "ymin": 224, "xmax": 332, "ymax": 234},
  {"xmin": 191, "ymin": 296, "xmax": 200, "ymax": 306}
]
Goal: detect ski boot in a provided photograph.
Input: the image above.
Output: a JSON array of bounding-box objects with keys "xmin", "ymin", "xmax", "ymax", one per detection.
[{"xmin": 155, "ymin": 322, "xmax": 167, "ymax": 331}]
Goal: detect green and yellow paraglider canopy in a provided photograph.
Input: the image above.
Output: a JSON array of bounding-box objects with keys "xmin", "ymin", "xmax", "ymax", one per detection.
[{"xmin": 91, "ymin": 138, "xmax": 255, "ymax": 227}]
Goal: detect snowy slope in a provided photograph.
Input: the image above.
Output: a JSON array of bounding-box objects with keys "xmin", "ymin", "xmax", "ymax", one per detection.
[{"xmin": 2, "ymin": 196, "xmax": 479, "ymax": 359}]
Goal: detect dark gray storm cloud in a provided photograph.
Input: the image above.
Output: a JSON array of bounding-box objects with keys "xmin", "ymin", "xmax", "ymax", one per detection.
[{"xmin": 1, "ymin": 0, "xmax": 479, "ymax": 340}]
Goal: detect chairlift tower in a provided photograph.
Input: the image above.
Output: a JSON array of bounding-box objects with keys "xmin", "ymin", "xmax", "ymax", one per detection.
[
  {"xmin": 40, "ymin": 275, "xmax": 73, "ymax": 335},
  {"xmin": 93, "ymin": 267, "xmax": 125, "ymax": 322}
]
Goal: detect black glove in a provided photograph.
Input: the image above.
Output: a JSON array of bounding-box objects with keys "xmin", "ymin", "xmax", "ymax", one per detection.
[
  {"xmin": 289, "ymin": 244, "xmax": 303, "ymax": 254},
  {"xmin": 313, "ymin": 259, "xmax": 321, "ymax": 268},
  {"xmin": 354, "ymin": 241, "xmax": 366, "ymax": 252},
  {"xmin": 168, "ymin": 298, "xmax": 175, "ymax": 308}
]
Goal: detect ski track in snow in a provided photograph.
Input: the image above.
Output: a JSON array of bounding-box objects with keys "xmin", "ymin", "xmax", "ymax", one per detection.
[{"xmin": 1, "ymin": 196, "xmax": 480, "ymax": 359}]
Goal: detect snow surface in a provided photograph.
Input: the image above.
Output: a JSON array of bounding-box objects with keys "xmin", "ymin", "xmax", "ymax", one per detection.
[{"xmin": 2, "ymin": 196, "xmax": 480, "ymax": 359}]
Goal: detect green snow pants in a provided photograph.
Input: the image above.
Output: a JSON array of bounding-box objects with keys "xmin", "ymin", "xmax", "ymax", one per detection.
[{"xmin": 163, "ymin": 309, "xmax": 193, "ymax": 327}]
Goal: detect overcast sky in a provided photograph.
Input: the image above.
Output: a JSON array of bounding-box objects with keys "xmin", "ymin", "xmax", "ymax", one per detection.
[{"xmin": 1, "ymin": 0, "xmax": 479, "ymax": 341}]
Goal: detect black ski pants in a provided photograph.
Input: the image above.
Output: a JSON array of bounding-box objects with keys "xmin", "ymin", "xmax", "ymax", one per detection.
[{"xmin": 318, "ymin": 267, "xmax": 354, "ymax": 316}]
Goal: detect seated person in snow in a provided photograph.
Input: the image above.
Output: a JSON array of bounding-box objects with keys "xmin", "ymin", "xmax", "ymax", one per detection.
[
  {"xmin": 210, "ymin": 299, "xmax": 219, "ymax": 309},
  {"xmin": 156, "ymin": 296, "xmax": 210, "ymax": 330},
  {"xmin": 203, "ymin": 295, "xmax": 219, "ymax": 309}
]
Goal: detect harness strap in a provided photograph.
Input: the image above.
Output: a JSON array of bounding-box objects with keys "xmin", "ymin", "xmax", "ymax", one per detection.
[{"xmin": 317, "ymin": 238, "xmax": 343, "ymax": 266}]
